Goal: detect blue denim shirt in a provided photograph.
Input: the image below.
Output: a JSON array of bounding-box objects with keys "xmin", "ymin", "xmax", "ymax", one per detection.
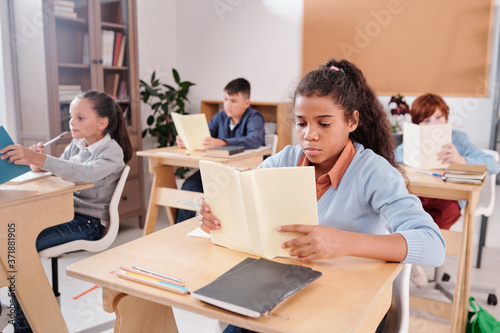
[{"xmin": 208, "ymin": 107, "xmax": 265, "ymax": 149}]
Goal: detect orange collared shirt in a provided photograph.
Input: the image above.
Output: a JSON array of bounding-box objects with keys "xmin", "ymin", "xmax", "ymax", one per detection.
[{"xmin": 297, "ymin": 139, "xmax": 356, "ymax": 200}]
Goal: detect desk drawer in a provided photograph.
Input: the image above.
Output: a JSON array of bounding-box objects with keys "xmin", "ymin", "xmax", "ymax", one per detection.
[{"xmin": 118, "ymin": 178, "xmax": 141, "ymax": 216}]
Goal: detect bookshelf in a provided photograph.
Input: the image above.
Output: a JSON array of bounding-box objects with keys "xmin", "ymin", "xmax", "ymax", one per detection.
[
  {"xmin": 200, "ymin": 101, "xmax": 292, "ymax": 152},
  {"xmin": 42, "ymin": 0, "xmax": 145, "ymax": 226}
]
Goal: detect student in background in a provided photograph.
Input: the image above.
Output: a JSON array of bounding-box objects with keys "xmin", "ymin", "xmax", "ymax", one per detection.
[
  {"xmin": 176, "ymin": 78, "xmax": 265, "ymax": 223},
  {"xmin": 394, "ymin": 93, "xmax": 499, "ymax": 288},
  {"xmin": 199, "ymin": 59, "xmax": 445, "ymax": 333},
  {"xmin": 1, "ymin": 90, "xmax": 132, "ymax": 332},
  {"xmin": 394, "ymin": 93, "xmax": 500, "ymax": 230}
]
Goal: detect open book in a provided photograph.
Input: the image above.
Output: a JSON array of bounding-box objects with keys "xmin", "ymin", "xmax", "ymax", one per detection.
[
  {"xmin": 192, "ymin": 257, "xmax": 322, "ymax": 318},
  {"xmin": 403, "ymin": 122, "xmax": 452, "ymax": 169},
  {"xmin": 199, "ymin": 160, "xmax": 318, "ymax": 259},
  {"xmin": 171, "ymin": 112, "xmax": 211, "ymax": 151},
  {"xmin": 0, "ymin": 126, "xmax": 31, "ymax": 185}
]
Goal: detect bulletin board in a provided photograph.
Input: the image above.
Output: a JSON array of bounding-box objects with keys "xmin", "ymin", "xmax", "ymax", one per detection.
[{"xmin": 302, "ymin": 0, "xmax": 495, "ymax": 96}]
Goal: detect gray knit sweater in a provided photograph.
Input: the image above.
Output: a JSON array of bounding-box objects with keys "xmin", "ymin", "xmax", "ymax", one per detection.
[{"xmin": 42, "ymin": 134, "xmax": 125, "ymax": 220}]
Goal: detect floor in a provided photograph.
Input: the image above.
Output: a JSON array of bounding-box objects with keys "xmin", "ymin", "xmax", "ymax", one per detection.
[{"xmin": 1, "ymin": 213, "xmax": 499, "ymax": 333}]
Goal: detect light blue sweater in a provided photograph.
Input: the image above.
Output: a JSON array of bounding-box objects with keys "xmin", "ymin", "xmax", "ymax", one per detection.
[{"xmin": 259, "ymin": 143, "xmax": 446, "ymax": 267}]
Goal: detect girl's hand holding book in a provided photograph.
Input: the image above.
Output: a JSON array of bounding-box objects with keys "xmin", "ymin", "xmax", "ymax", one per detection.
[
  {"xmin": 198, "ymin": 197, "xmax": 221, "ymax": 233},
  {"xmin": 278, "ymin": 224, "xmax": 348, "ymax": 262}
]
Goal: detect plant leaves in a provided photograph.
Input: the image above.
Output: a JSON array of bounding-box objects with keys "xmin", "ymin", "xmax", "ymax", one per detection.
[{"xmin": 172, "ymin": 68, "xmax": 180, "ymax": 84}]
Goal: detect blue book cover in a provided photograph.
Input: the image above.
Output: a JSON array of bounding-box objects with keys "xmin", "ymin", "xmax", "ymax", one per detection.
[{"xmin": 0, "ymin": 126, "xmax": 31, "ymax": 184}]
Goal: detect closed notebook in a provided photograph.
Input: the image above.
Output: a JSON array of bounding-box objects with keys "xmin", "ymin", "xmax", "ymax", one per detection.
[
  {"xmin": 0, "ymin": 126, "xmax": 31, "ymax": 185},
  {"xmin": 206, "ymin": 145, "xmax": 245, "ymax": 156},
  {"xmin": 191, "ymin": 257, "xmax": 323, "ymax": 318}
]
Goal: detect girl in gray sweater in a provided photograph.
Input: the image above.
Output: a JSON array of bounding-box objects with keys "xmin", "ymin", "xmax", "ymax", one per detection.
[{"xmin": 1, "ymin": 90, "xmax": 132, "ymax": 332}]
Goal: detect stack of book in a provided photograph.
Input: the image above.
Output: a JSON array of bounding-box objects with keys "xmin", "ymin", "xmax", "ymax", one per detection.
[
  {"xmin": 443, "ymin": 164, "xmax": 487, "ymax": 184},
  {"xmin": 54, "ymin": 0, "xmax": 77, "ymax": 19},
  {"xmin": 58, "ymin": 85, "xmax": 82, "ymax": 102}
]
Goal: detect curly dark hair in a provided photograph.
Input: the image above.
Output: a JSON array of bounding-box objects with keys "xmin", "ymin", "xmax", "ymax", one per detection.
[{"xmin": 292, "ymin": 58, "xmax": 398, "ymax": 169}]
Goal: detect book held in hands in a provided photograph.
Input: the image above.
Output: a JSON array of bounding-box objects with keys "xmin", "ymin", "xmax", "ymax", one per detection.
[
  {"xmin": 191, "ymin": 257, "xmax": 323, "ymax": 318},
  {"xmin": 403, "ymin": 122, "xmax": 452, "ymax": 169},
  {"xmin": 199, "ymin": 160, "xmax": 318, "ymax": 259},
  {"xmin": 0, "ymin": 126, "xmax": 31, "ymax": 185},
  {"xmin": 171, "ymin": 113, "xmax": 211, "ymax": 151}
]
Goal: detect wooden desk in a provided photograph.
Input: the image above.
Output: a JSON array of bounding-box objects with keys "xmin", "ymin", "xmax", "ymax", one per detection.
[
  {"xmin": 137, "ymin": 147, "xmax": 271, "ymax": 235},
  {"xmin": 67, "ymin": 218, "xmax": 402, "ymax": 333},
  {"xmin": 0, "ymin": 177, "xmax": 92, "ymax": 332},
  {"xmin": 403, "ymin": 166, "xmax": 483, "ymax": 332}
]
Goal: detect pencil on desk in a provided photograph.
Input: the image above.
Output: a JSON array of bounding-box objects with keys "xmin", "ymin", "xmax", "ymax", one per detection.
[
  {"xmin": 120, "ymin": 266, "xmax": 185, "ymax": 286},
  {"xmin": 417, "ymin": 170, "xmax": 443, "ymax": 177},
  {"xmin": 116, "ymin": 270, "xmax": 190, "ymax": 295}
]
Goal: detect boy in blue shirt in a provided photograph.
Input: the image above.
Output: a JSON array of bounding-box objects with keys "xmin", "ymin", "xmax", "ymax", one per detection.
[{"xmin": 176, "ymin": 78, "xmax": 265, "ymax": 223}]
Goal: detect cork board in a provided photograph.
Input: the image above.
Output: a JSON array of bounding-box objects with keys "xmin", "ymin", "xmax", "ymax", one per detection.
[{"xmin": 302, "ymin": 0, "xmax": 494, "ymax": 97}]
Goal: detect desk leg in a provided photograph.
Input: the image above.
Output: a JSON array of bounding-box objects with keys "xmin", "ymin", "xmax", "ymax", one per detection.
[
  {"xmin": 0, "ymin": 194, "xmax": 74, "ymax": 333},
  {"xmin": 450, "ymin": 192, "xmax": 479, "ymax": 333},
  {"xmin": 461, "ymin": 192, "xmax": 479, "ymax": 332},
  {"xmin": 103, "ymin": 288, "xmax": 178, "ymax": 333},
  {"xmin": 144, "ymin": 165, "xmax": 177, "ymax": 235}
]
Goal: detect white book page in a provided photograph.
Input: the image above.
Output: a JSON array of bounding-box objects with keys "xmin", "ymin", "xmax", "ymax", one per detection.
[
  {"xmin": 7, "ymin": 171, "xmax": 52, "ymax": 184},
  {"xmin": 252, "ymin": 166, "xmax": 318, "ymax": 259},
  {"xmin": 200, "ymin": 161, "xmax": 250, "ymax": 251}
]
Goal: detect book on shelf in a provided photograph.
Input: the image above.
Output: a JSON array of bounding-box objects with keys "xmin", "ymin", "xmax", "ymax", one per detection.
[
  {"xmin": 54, "ymin": 0, "xmax": 75, "ymax": 7},
  {"xmin": 58, "ymin": 85, "xmax": 82, "ymax": 102},
  {"xmin": 101, "ymin": 30, "xmax": 115, "ymax": 67},
  {"xmin": 54, "ymin": 11, "xmax": 78, "ymax": 19},
  {"xmin": 117, "ymin": 35, "xmax": 127, "ymax": 67},
  {"xmin": 403, "ymin": 122, "xmax": 452, "ymax": 169},
  {"xmin": 117, "ymin": 80, "xmax": 127, "ymax": 99},
  {"xmin": 199, "ymin": 160, "xmax": 318, "ymax": 259},
  {"xmin": 0, "ymin": 126, "xmax": 31, "ymax": 185},
  {"xmin": 82, "ymin": 33, "xmax": 90, "ymax": 65},
  {"xmin": 206, "ymin": 145, "xmax": 245, "ymax": 156},
  {"xmin": 104, "ymin": 73, "xmax": 120, "ymax": 98},
  {"xmin": 112, "ymin": 32, "xmax": 123, "ymax": 67},
  {"xmin": 171, "ymin": 113, "xmax": 211, "ymax": 151},
  {"xmin": 443, "ymin": 164, "xmax": 487, "ymax": 184},
  {"xmin": 54, "ymin": 5, "xmax": 75, "ymax": 12},
  {"xmin": 59, "ymin": 84, "xmax": 82, "ymax": 91},
  {"xmin": 191, "ymin": 257, "xmax": 322, "ymax": 318}
]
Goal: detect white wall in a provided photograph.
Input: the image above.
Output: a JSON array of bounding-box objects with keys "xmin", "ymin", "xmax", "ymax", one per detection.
[
  {"xmin": 107, "ymin": 0, "xmax": 500, "ymax": 248},
  {"xmin": 0, "ymin": 0, "xmax": 18, "ymax": 137}
]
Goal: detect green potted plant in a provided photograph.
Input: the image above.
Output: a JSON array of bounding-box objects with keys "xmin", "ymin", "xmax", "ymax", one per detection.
[
  {"xmin": 388, "ymin": 93, "xmax": 410, "ymax": 146},
  {"xmin": 140, "ymin": 68, "xmax": 195, "ymax": 176}
]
